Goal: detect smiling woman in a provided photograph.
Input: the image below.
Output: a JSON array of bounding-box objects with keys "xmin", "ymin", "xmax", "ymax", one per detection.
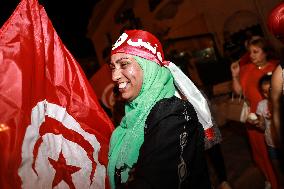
[
  {"xmin": 107, "ymin": 29, "xmax": 214, "ymax": 189},
  {"xmin": 109, "ymin": 54, "xmax": 143, "ymax": 102}
]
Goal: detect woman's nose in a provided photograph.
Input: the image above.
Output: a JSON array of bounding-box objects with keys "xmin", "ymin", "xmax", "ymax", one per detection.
[{"xmin": 112, "ymin": 68, "xmax": 121, "ymax": 82}]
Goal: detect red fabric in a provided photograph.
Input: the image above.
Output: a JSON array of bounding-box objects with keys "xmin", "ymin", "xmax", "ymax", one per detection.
[
  {"xmin": 111, "ymin": 30, "xmax": 165, "ymax": 65},
  {"xmin": 239, "ymin": 60, "xmax": 279, "ymax": 189},
  {"xmin": 240, "ymin": 60, "xmax": 278, "ymax": 112},
  {"xmin": 267, "ymin": 2, "xmax": 284, "ymax": 41},
  {"xmin": 239, "ymin": 52, "xmax": 250, "ymax": 68},
  {"xmin": 89, "ymin": 64, "xmax": 114, "ymax": 109},
  {"xmin": 0, "ymin": 0, "xmax": 114, "ymax": 188},
  {"xmin": 204, "ymin": 127, "xmax": 214, "ymax": 140}
]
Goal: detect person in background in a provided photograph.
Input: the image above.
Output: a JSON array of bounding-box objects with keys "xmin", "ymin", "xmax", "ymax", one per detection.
[
  {"xmin": 255, "ymin": 73, "xmax": 284, "ymax": 188},
  {"xmin": 270, "ymin": 62, "xmax": 284, "ymax": 172},
  {"xmin": 232, "ymin": 35, "xmax": 263, "ymax": 73},
  {"xmin": 238, "ymin": 34, "xmax": 263, "ymax": 68},
  {"xmin": 230, "ymin": 36, "xmax": 279, "ymax": 189},
  {"xmin": 108, "ymin": 29, "xmax": 214, "ymax": 189},
  {"xmin": 267, "ymin": 1, "xmax": 284, "ymax": 171}
]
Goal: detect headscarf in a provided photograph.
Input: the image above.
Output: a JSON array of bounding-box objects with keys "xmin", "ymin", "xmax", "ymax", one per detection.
[
  {"xmin": 108, "ymin": 30, "xmax": 214, "ymax": 188},
  {"xmin": 108, "ymin": 56, "xmax": 175, "ymax": 188}
]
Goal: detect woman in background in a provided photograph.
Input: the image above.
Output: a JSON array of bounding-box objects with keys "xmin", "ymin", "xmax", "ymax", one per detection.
[
  {"xmin": 230, "ymin": 36, "xmax": 279, "ymax": 189},
  {"xmin": 267, "ymin": 1, "xmax": 284, "ymax": 172}
]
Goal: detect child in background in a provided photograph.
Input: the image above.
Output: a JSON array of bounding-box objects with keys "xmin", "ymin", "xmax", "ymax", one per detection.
[{"xmin": 256, "ymin": 72, "xmax": 284, "ymax": 189}]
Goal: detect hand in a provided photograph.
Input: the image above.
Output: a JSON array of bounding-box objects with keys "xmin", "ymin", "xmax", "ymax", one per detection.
[
  {"xmin": 255, "ymin": 115, "xmax": 265, "ymax": 131},
  {"xmin": 247, "ymin": 114, "xmax": 265, "ymax": 131},
  {"xmin": 265, "ymin": 112, "xmax": 272, "ymax": 120},
  {"xmin": 247, "ymin": 117, "xmax": 259, "ymax": 125},
  {"xmin": 230, "ymin": 61, "xmax": 240, "ymax": 78}
]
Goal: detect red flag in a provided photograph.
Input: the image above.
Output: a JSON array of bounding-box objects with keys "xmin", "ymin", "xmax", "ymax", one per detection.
[
  {"xmin": 89, "ymin": 64, "xmax": 114, "ymax": 109},
  {"xmin": 0, "ymin": 0, "xmax": 114, "ymax": 188}
]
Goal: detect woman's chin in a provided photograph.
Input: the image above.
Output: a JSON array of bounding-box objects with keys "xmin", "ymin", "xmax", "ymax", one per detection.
[{"xmin": 121, "ymin": 93, "xmax": 130, "ymax": 101}]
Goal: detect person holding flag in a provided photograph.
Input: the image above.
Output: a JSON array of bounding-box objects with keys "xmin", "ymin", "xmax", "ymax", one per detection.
[
  {"xmin": 108, "ymin": 30, "xmax": 213, "ymax": 189},
  {"xmin": 0, "ymin": 0, "xmax": 114, "ymax": 188}
]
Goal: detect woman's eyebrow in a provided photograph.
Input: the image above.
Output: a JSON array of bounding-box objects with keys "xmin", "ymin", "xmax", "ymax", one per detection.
[
  {"xmin": 115, "ymin": 57, "xmax": 130, "ymax": 63},
  {"xmin": 110, "ymin": 57, "xmax": 130, "ymax": 65}
]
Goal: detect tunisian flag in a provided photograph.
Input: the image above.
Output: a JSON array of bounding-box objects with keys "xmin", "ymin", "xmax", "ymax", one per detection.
[
  {"xmin": 0, "ymin": 0, "xmax": 114, "ymax": 188},
  {"xmin": 89, "ymin": 64, "xmax": 114, "ymax": 109}
]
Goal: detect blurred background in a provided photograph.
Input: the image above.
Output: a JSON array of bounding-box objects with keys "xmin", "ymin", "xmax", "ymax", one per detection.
[
  {"xmin": 1, "ymin": 1, "xmax": 283, "ymax": 188},
  {"xmin": 0, "ymin": 0, "xmax": 100, "ymax": 78},
  {"xmin": 1, "ymin": 0, "xmax": 282, "ymax": 84}
]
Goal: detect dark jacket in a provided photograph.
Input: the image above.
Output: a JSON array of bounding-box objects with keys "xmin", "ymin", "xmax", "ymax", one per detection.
[{"xmin": 115, "ymin": 96, "xmax": 211, "ymax": 189}]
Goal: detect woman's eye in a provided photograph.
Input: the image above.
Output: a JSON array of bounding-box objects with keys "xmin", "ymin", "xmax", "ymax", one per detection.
[
  {"xmin": 121, "ymin": 62, "xmax": 130, "ymax": 68},
  {"xmin": 109, "ymin": 64, "xmax": 115, "ymax": 70}
]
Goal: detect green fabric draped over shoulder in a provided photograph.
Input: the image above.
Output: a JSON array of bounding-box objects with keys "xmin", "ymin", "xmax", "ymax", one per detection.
[{"xmin": 107, "ymin": 56, "xmax": 175, "ymax": 188}]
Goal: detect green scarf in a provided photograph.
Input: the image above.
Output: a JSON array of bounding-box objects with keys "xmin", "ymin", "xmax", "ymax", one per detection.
[{"xmin": 107, "ymin": 56, "xmax": 175, "ymax": 188}]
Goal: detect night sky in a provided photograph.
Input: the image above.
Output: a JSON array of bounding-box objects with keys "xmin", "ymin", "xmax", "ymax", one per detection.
[{"xmin": 0, "ymin": 0, "xmax": 100, "ymax": 77}]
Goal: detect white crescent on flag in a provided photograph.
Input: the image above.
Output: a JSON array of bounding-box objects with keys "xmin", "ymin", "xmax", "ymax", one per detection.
[{"xmin": 19, "ymin": 100, "xmax": 106, "ymax": 189}]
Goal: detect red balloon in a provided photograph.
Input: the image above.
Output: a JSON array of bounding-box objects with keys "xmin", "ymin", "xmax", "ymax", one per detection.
[{"xmin": 267, "ymin": 2, "xmax": 284, "ymax": 43}]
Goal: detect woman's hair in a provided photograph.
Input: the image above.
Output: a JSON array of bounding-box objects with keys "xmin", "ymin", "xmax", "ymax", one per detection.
[{"xmin": 248, "ymin": 37, "xmax": 276, "ymax": 60}]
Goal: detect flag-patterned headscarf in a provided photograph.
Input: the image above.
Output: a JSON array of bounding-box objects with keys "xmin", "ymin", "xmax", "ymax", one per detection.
[{"xmin": 108, "ymin": 30, "xmax": 214, "ymax": 188}]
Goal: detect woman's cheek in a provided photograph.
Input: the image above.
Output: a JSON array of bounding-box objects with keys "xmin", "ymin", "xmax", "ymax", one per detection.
[{"xmin": 127, "ymin": 66, "xmax": 136, "ymax": 77}]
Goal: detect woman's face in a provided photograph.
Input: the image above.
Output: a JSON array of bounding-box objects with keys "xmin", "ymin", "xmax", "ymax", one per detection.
[
  {"xmin": 249, "ymin": 45, "xmax": 266, "ymax": 65},
  {"xmin": 110, "ymin": 53, "xmax": 143, "ymax": 102}
]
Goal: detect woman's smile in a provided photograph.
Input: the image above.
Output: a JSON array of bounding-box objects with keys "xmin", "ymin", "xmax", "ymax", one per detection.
[{"xmin": 110, "ymin": 53, "xmax": 143, "ymax": 102}]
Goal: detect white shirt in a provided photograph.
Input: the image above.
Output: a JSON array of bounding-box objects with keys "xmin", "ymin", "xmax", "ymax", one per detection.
[{"xmin": 256, "ymin": 99, "xmax": 275, "ymax": 147}]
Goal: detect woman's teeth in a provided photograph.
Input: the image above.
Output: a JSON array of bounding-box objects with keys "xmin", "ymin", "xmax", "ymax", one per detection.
[{"xmin": 119, "ymin": 82, "xmax": 127, "ymax": 89}]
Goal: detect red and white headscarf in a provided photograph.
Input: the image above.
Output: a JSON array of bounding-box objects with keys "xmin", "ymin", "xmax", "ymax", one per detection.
[{"xmin": 111, "ymin": 30, "xmax": 214, "ymax": 139}]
